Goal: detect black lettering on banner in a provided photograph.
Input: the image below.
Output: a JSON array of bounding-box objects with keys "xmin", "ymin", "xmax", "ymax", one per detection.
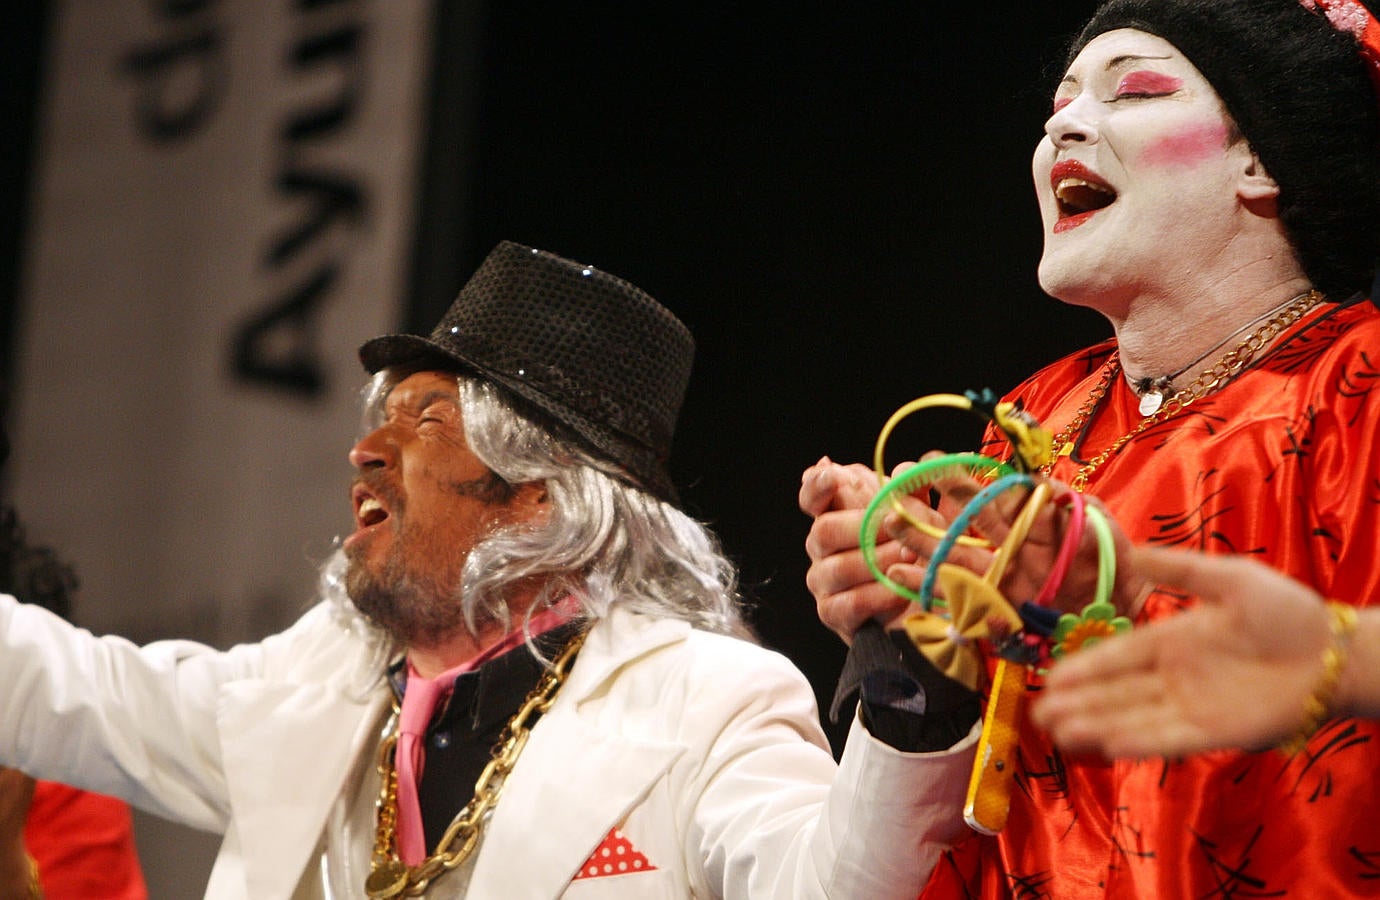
[
  {"xmin": 233, "ymin": 3, "xmax": 370, "ymax": 398},
  {"xmin": 232, "ymin": 264, "xmax": 337, "ymax": 393},
  {"xmin": 120, "ymin": 2, "xmax": 225, "ymax": 142}
]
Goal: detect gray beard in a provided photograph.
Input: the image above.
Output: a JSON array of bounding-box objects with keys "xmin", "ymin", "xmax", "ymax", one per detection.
[
  {"xmin": 342, "ymin": 470, "xmax": 515, "ymax": 644},
  {"xmin": 344, "ymin": 548, "xmax": 481, "ymax": 647}
]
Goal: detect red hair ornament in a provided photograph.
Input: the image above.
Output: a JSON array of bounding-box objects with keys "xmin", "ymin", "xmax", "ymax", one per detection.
[{"xmin": 1301, "ymin": 0, "xmax": 1380, "ymax": 94}]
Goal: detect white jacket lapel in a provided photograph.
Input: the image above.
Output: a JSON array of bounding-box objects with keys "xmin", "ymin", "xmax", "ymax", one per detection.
[
  {"xmin": 217, "ymin": 678, "xmax": 390, "ymax": 898},
  {"xmin": 465, "ymin": 611, "xmax": 688, "ymax": 899},
  {"xmin": 472, "ymin": 711, "xmax": 684, "ymax": 898}
]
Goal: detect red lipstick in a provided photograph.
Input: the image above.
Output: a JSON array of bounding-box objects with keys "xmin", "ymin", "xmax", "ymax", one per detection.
[{"xmin": 1049, "ymin": 160, "xmax": 1117, "ymax": 233}]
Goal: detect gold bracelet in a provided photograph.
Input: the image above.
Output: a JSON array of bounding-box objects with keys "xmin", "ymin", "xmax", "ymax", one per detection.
[
  {"xmin": 26, "ymin": 853, "xmax": 43, "ymax": 900},
  {"xmin": 1277, "ymin": 601, "xmax": 1358, "ymax": 755}
]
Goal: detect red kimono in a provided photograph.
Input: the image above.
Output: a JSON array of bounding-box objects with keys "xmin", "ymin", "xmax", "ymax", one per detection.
[
  {"xmin": 925, "ymin": 298, "xmax": 1380, "ymax": 898},
  {"xmin": 25, "ymin": 782, "xmax": 147, "ymax": 900}
]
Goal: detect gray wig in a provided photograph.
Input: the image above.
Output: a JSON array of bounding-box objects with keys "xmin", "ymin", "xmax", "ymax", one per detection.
[{"xmin": 325, "ymin": 370, "xmax": 752, "ymax": 663}]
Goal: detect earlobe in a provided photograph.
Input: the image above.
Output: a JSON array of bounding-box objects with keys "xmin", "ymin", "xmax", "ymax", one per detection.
[{"xmin": 1238, "ymin": 151, "xmax": 1281, "ymax": 205}]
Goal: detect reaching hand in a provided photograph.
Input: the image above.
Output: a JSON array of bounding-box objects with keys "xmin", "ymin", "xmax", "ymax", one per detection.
[{"xmin": 1031, "ymin": 546, "xmax": 1337, "ymax": 757}]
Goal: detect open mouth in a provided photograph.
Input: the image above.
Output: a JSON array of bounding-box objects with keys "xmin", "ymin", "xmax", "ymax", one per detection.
[
  {"xmin": 1056, "ymin": 178, "xmax": 1117, "ymax": 216},
  {"xmin": 1050, "ymin": 161, "xmax": 1117, "ymax": 231},
  {"xmin": 358, "ymin": 497, "xmax": 388, "ymax": 527},
  {"xmin": 352, "ymin": 484, "xmax": 392, "ymax": 534}
]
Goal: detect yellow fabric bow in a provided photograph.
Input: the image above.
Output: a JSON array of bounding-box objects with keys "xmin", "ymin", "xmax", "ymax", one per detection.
[
  {"xmin": 902, "ymin": 564, "xmax": 1023, "ymax": 691},
  {"xmin": 901, "ymin": 482, "xmax": 1051, "ymax": 691}
]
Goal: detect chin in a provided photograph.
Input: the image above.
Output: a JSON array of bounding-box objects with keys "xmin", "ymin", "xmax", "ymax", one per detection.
[
  {"xmin": 1037, "ymin": 259, "xmax": 1082, "ymax": 302},
  {"xmin": 343, "ymin": 556, "xmax": 473, "ymax": 647},
  {"xmin": 1038, "ymin": 250, "xmax": 1117, "ymax": 308}
]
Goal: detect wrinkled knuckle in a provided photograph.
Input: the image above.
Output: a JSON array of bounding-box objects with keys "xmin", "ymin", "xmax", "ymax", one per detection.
[
  {"xmin": 817, "ymin": 595, "xmax": 848, "ymax": 632},
  {"xmin": 804, "ymin": 519, "xmax": 836, "ymax": 561},
  {"xmin": 806, "ymin": 558, "xmax": 844, "ymax": 601}
]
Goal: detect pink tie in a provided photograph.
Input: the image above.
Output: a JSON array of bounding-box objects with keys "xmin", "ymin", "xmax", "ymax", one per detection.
[
  {"xmin": 391, "ymin": 600, "xmax": 581, "ymax": 865},
  {"xmin": 395, "ymin": 669, "xmax": 445, "ymax": 866}
]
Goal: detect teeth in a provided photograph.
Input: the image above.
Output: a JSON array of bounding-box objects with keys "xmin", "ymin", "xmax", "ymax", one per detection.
[
  {"xmin": 1055, "ymin": 177, "xmax": 1115, "ymax": 202},
  {"xmin": 359, "ymin": 497, "xmax": 385, "ymax": 525}
]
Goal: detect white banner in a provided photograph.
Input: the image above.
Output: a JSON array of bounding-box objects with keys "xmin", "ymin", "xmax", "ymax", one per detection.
[{"xmin": 9, "ymin": 0, "xmax": 435, "ymax": 647}]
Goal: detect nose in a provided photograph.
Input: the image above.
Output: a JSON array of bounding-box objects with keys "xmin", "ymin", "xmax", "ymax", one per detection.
[
  {"xmin": 348, "ymin": 425, "xmax": 393, "ymax": 470},
  {"xmin": 1044, "ymin": 96, "xmax": 1098, "ymax": 149}
]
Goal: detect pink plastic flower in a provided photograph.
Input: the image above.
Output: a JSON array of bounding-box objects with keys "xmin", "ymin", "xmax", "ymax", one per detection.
[{"xmin": 1304, "ymin": 0, "xmax": 1371, "ymax": 38}]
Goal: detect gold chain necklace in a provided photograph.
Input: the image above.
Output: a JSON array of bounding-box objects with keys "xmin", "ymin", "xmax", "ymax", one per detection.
[
  {"xmin": 365, "ymin": 628, "xmax": 588, "ymax": 899},
  {"xmin": 1040, "ymin": 290, "xmax": 1323, "ymax": 492}
]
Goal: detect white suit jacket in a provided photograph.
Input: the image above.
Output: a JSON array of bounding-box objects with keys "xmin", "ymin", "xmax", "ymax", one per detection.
[{"xmin": 0, "ymin": 595, "xmax": 975, "ymax": 898}]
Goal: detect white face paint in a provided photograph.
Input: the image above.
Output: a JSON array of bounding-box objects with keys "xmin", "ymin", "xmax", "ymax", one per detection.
[{"xmin": 1032, "ymin": 29, "xmax": 1256, "ymax": 314}]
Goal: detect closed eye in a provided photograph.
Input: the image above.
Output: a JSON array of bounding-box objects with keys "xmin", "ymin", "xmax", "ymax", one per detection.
[
  {"xmin": 418, "ymin": 409, "xmax": 449, "ymax": 427},
  {"xmin": 1115, "ymin": 71, "xmax": 1182, "ymax": 100}
]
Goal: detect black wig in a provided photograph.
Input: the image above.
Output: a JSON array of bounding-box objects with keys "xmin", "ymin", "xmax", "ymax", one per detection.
[{"xmin": 1071, "ymin": 0, "xmax": 1380, "ymax": 299}]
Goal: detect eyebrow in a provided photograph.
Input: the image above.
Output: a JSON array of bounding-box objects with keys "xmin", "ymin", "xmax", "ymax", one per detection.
[{"xmin": 1060, "ymin": 53, "xmax": 1175, "ymax": 88}]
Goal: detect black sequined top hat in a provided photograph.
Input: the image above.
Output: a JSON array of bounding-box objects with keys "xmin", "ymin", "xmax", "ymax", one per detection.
[{"xmin": 359, "ymin": 241, "xmax": 693, "ymax": 504}]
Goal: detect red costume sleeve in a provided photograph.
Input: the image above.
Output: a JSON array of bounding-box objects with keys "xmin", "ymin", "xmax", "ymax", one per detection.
[{"xmin": 24, "ymin": 781, "xmax": 148, "ymax": 900}]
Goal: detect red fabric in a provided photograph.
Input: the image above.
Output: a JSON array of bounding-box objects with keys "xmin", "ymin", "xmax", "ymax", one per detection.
[
  {"xmin": 24, "ymin": 782, "xmax": 147, "ymax": 900},
  {"xmin": 571, "ymin": 827, "xmax": 658, "ymax": 881},
  {"xmin": 925, "ymin": 300, "xmax": 1380, "ymax": 898}
]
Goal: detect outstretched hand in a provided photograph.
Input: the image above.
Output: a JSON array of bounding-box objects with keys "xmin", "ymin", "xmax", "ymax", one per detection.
[{"xmin": 1031, "ymin": 546, "xmax": 1335, "ymax": 758}]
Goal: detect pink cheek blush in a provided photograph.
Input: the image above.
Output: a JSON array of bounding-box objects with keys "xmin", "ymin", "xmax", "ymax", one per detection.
[{"xmin": 1139, "ymin": 120, "xmax": 1231, "ymax": 168}]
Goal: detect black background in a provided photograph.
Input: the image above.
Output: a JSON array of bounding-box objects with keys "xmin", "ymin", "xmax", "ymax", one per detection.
[
  {"xmin": 427, "ymin": 2, "xmax": 1108, "ymax": 750},
  {"xmin": 3, "ymin": 2, "xmax": 1110, "ymax": 752}
]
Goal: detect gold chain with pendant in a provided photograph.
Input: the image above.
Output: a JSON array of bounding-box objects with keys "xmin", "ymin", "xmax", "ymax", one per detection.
[
  {"xmin": 1040, "ymin": 290, "xmax": 1323, "ymax": 492},
  {"xmin": 365, "ymin": 628, "xmax": 587, "ymax": 898}
]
